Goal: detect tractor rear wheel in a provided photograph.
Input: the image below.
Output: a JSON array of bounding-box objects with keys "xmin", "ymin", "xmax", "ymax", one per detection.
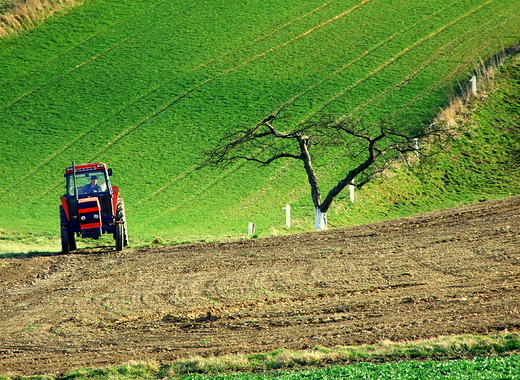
[
  {"xmin": 60, "ymin": 226, "xmax": 70, "ymax": 255},
  {"xmin": 60, "ymin": 206, "xmax": 77, "ymax": 252},
  {"xmin": 115, "ymin": 198, "xmax": 128, "ymax": 248},
  {"xmin": 68, "ymin": 229, "xmax": 77, "ymax": 251}
]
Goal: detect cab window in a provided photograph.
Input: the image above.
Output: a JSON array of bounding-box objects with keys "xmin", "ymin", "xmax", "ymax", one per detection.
[{"xmin": 67, "ymin": 172, "xmax": 107, "ymax": 196}]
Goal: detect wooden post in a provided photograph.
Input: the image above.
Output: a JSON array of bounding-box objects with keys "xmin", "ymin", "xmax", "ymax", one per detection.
[
  {"xmin": 469, "ymin": 75, "xmax": 477, "ymax": 96},
  {"xmin": 248, "ymin": 222, "xmax": 255, "ymax": 235},
  {"xmin": 282, "ymin": 204, "xmax": 291, "ymax": 228}
]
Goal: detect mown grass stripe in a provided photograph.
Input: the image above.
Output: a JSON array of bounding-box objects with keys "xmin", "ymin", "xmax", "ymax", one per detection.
[
  {"xmin": 0, "ymin": 1, "xmax": 200, "ymax": 112},
  {"xmin": 253, "ymin": 0, "xmax": 466, "ymax": 125},
  {"xmin": 188, "ymin": 0, "xmax": 336, "ymax": 74},
  {"xmin": 346, "ymin": 10, "xmax": 504, "ymax": 117},
  {"xmin": 53, "ymin": 0, "xmax": 377, "ymax": 174},
  {"xmin": 298, "ymin": 0, "xmax": 372, "ymax": 38},
  {"xmin": 299, "ymin": 0, "xmax": 496, "ymax": 123},
  {"xmin": 142, "ymin": 160, "xmax": 250, "ymax": 226}
]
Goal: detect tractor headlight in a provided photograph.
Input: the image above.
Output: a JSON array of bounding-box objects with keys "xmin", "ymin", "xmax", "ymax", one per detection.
[
  {"xmin": 93, "ymin": 214, "xmax": 99, "ymax": 219},
  {"xmin": 80, "ymin": 215, "xmax": 86, "ymax": 221}
]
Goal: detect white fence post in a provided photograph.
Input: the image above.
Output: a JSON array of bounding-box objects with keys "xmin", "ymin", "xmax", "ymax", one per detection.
[
  {"xmin": 413, "ymin": 137, "xmax": 419, "ymax": 158},
  {"xmin": 349, "ymin": 182, "xmax": 355, "ymax": 203},
  {"xmin": 248, "ymin": 222, "xmax": 255, "ymax": 235},
  {"xmin": 282, "ymin": 204, "xmax": 291, "ymax": 228},
  {"xmin": 469, "ymin": 75, "xmax": 477, "ymax": 96}
]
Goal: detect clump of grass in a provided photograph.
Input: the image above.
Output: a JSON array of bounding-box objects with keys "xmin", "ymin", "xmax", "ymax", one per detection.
[
  {"xmin": 151, "ymin": 236, "xmax": 164, "ymax": 245},
  {"xmin": 59, "ymin": 360, "xmax": 159, "ymax": 380},
  {"xmin": 0, "ymin": 0, "xmax": 86, "ymax": 39},
  {"xmin": 168, "ymin": 355, "xmax": 252, "ymax": 376},
  {"xmin": 0, "ymin": 375, "xmax": 54, "ymax": 380}
]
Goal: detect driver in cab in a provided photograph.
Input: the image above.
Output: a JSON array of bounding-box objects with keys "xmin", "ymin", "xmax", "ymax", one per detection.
[{"xmin": 82, "ymin": 176, "xmax": 102, "ymax": 195}]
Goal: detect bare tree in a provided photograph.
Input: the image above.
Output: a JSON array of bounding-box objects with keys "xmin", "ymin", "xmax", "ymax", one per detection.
[{"xmin": 206, "ymin": 109, "xmax": 443, "ymax": 230}]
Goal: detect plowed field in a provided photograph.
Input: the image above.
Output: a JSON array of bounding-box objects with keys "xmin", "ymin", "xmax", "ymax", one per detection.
[{"xmin": 1, "ymin": 196, "xmax": 520, "ymax": 375}]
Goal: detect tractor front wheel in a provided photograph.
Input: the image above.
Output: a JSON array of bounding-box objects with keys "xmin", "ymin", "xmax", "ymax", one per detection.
[{"xmin": 115, "ymin": 222, "xmax": 124, "ymax": 251}]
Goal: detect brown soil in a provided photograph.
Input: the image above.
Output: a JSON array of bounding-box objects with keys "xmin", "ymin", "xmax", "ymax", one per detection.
[{"xmin": 1, "ymin": 196, "xmax": 520, "ymax": 375}]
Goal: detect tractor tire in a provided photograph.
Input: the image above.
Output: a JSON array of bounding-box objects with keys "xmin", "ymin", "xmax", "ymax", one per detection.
[
  {"xmin": 116, "ymin": 198, "xmax": 128, "ymax": 247},
  {"xmin": 60, "ymin": 206, "xmax": 77, "ymax": 252},
  {"xmin": 115, "ymin": 222, "xmax": 124, "ymax": 251},
  {"xmin": 69, "ymin": 230, "xmax": 77, "ymax": 251},
  {"xmin": 60, "ymin": 226, "xmax": 70, "ymax": 255}
]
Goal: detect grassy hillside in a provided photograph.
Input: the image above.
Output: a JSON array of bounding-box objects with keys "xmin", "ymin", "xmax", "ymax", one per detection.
[
  {"xmin": 326, "ymin": 51, "xmax": 520, "ymax": 228},
  {"xmin": 0, "ymin": 0, "xmax": 519, "ymax": 250}
]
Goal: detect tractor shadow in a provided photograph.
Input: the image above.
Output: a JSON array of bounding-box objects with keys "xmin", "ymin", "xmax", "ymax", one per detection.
[
  {"xmin": 0, "ymin": 251, "xmax": 57, "ymax": 259},
  {"xmin": 1, "ymin": 246, "xmax": 122, "ymax": 259}
]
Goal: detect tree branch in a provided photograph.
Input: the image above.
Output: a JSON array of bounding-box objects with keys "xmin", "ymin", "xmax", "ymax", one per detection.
[
  {"xmin": 205, "ymin": 108, "xmax": 447, "ymax": 225},
  {"xmin": 232, "ymin": 152, "xmax": 302, "ymax": 165}
]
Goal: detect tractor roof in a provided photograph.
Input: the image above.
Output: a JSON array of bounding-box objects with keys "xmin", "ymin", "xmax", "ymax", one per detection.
[{"xmin": 66, "ymin": 163, "xmax": 107, "ymax": 174}]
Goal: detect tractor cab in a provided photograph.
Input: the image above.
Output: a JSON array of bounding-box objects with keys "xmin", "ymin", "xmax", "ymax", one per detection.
[
  {"xmin": 60, "ymin": 162, "xmax": 128, "ymax": 254},
  {"xmin": 66, "ymin": 170, "xmax": 110, "ymax": 197}
]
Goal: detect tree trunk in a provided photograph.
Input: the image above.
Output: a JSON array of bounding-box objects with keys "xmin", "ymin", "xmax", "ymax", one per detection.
[{"xmin": 314, "ymin": 207, "xmax": 327, "ymax": 230}]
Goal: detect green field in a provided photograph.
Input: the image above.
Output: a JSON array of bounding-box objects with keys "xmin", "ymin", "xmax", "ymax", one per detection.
[
  {"xmin": 184, "ymin": 357, "xmax": 520, "ymax": 379},
  {"xmin": 4, "ymin": 355, "xmax": 520, "ymax": 380},
  {"xmin": 181, "ymin": 357, "xmax": 520, "ymax": 379},
  {"xmin": 1, "ymin": 0, "xmax": 520, "ymax": 249}
]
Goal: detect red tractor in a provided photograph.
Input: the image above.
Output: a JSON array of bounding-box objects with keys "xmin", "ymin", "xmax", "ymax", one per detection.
[{"xmin": 60, "ymin": 162, "xmax": 128, "ymax": 254}]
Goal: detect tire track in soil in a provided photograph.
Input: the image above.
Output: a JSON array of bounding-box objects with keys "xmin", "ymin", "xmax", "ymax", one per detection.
[{"xmin": 1, "ymin": 196, "xmax": 519, "ymax": 375}]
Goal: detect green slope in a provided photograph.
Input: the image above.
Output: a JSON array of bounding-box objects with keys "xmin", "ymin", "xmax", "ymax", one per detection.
[
  {"xmin": 328, "ymin": 51, "xmax": 520, "ymax": 228},
  {"xmin": 0, "ymin": 0, "xmax": 519, "ymax": 248}
]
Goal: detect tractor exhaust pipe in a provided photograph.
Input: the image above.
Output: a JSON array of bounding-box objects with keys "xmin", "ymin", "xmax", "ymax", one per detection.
[{"xmin": 72, "ymin": 161, "xmax": 78, "ymax": 204}]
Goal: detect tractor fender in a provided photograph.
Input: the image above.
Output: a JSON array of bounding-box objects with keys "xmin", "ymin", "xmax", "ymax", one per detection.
[
  {"xmin": 60, "ymin": 196, "xmax": 70, "ymax": 222},
  {"xmin": 111, "ymin": 186, "xmax": 120, "ymax": 219}
]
